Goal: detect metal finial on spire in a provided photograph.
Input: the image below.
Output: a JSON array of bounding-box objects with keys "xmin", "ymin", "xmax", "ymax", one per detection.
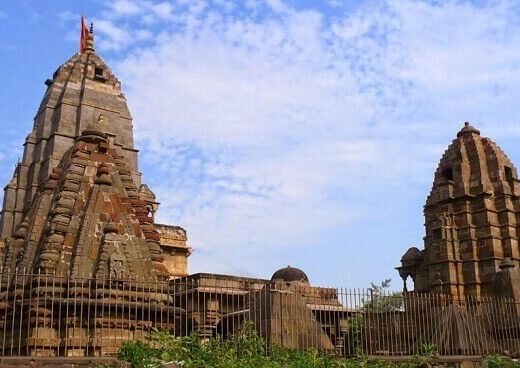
[{"xmin": 86, "ymin": 23, "xmax": 95, "ymax": 52}]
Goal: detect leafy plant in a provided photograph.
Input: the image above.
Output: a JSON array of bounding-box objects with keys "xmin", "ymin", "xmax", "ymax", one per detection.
[
  {"xmin": 118, "ymin": 338, "xmax": 160, "ymax": 368},
  {"xmin": 345, "ymin": 314, "xmax": 364, "ymax": 356},
  {"xmin": 418, "ymin": 343, "xmax": 438, "ymax": 357},
  {"xmin": 364, "ymin": 279, "xmax": 404, "ymax": 313},
  {"xmin": 484, "ymin": 355, "xmax": 520, "ymax": 368},
  {"xmin": 117, "ymin": 321, "xmax": 496, "ymax": 368}
]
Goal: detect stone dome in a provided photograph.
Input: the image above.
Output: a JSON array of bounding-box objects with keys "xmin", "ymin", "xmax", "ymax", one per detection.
[
  {"xmin": 456, "ymin": 121, "xmax": 480, "ymax": 138},
  {"xmin": 271, "ymin": 266, "xmax": 310, "ymax": 284},
  {"xmin": 400, "ymin": 247, "xmax": 423, "ymax": 268}
]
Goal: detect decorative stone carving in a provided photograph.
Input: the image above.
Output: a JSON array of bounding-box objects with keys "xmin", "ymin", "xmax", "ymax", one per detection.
[
  {"xmin": 109, "ymin": 253, "xmax": 125, "ymax": 280},
  {"xmin": 95, "ymin": 162, "xmax": 112, "ymax": 185},
  {"xmin": 103, "ymin": 221, "xmax": 118, "ymax": 234},
  {"xmin": 13, "ymin": 220, "xmax": 29, "ymax": 240}
]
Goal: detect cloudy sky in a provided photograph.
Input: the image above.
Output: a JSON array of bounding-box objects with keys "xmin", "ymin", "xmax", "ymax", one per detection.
[{"xmin": 1, "ymin": 0, "xmax": 520, "ymax": 288}]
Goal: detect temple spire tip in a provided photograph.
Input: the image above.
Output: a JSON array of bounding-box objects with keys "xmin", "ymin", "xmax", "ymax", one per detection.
[{"xmin": 80, "ymin": 17, "xmax": 94, "ymax": 53}]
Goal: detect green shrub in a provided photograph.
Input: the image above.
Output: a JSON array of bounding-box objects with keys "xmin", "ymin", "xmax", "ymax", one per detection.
[
  {"xmin": 484, "ymin": 355, "xmax": 520, "ymax": 368},
  {"xmin": 118, "ymin": 322, "xmax": 506, "ymax": 368},
  {"xmin": 118, "ymin": 338, "xmax": 160, "ymax": 368},
  {"xmin": 418, "ymin": 343, "xmax": 438, "ymax": 357}
]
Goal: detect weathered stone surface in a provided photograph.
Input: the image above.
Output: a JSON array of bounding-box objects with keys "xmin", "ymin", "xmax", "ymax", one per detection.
[
  {"xmin": 398, "ymin": 122, "xmax": 520, "ymax": 301},
  {"xmin": 0, "ymin": 32, "xmax": 138, "ymax": 239},
  {"xmin": 0, "ymin": 30, "xmax": 192, "ymax": 357},
  {"xmin": 156, "ymin": 224, "xmax": 191, "ymax": 277}
]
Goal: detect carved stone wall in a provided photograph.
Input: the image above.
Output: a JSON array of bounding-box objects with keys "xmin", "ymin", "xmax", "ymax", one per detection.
[{"xmin": 399, "ymin": 123, "xmax": 520, "ymax": 300}]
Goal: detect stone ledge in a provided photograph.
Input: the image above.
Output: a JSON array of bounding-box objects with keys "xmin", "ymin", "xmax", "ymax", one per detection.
[{"xmin": 0, "ymin": 356, "xmax": 126, "ymax": 368}]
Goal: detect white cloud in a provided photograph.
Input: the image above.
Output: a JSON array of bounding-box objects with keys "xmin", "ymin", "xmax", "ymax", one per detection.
[
  {"xmin": 95, "ymin": 0, "xmax": 520, "ymax": 283},
  {"xmin": 107, "ymin": 0, "xmax": 142, "ymax": 16},
  {"xmin": 135, "ymin": 29, "xmax": 153, "ymax": 41},
  {"xmin": 104, "ymin": 0, "xmax": 179, "ymax": 23},
  {"xmin": 94, "ymin": 19, "xmax": 137, "ymax": 51},
  {"xmin": 150, "ymin": 1, "xmax": 175, "ymax": 19},
  {"xmin": 111, "ymin": 1, "xmax": 381, "ymax": 278}
]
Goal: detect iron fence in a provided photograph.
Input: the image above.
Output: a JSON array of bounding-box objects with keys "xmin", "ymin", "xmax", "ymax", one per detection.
[{"xmin": 0, "ymin": 269, "xmax": 518, "ymax": 357}]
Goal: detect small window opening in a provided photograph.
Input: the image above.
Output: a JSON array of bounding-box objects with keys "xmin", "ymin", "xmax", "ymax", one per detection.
[
  {"xmin": 433, "ymin": 228, "xmax": 443, "ymax": 240},
  {"xmin": 95, "ymin": 67, "xmax": 104, "ymax": 78},
  {"xmin": 505, "ymin": 166, "xmax": 513, "ymax": 180},
  {"xmin": 442, "ymin": 168, "xmax": 453, "ymax": 181},
  {"xmin": 146, "ymin": 205, "xmax": 155, "ymax": 221}
]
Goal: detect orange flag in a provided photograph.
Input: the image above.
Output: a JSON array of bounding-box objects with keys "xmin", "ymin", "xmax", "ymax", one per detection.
[{"xmin": 80, "ymin": 16, "xmax": 89, "ymax": 53}]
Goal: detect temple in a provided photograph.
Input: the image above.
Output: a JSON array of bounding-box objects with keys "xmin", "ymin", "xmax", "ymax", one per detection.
[
  {"xmin": 398, "ymin": 122, "xmax": 520, "ymax": 302},
  {"xmin": 0, "ymin": 19, "xmax": 518, "ymax": 361},
  {"xmin": 0, "ymin": 25, "xmax": 191, "ymax": 356},
  {"xmin": 0, "ymin": 26, "xmax": 191, "ymax": 279}
]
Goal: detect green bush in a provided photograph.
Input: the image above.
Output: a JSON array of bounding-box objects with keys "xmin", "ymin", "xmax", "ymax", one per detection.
[
  {"xmin": 118, "ymin": 338, "xmax": 161, "ymax": 368},
  {"xmin": 116, "ymin": 322, "xmax": 506, "ymax": 368},
  {"xmin": 484, "ymin": 356, "xmax": 520, "ymax": 368}
]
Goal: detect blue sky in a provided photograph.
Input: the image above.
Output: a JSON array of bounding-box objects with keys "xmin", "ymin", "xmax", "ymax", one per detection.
[{"xmin": 1, "ymin": 0, "xmax": 520, "ymax": 288}]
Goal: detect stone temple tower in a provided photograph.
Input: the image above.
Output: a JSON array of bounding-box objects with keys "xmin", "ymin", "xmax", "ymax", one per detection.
[
  {"xmin": 0, "ymin": 24, "xmax": 191, "ymax": 356},
  {"xmin": 0, "ymin": 25, "xmax": 190, "ymax": 277},
  {"xmin": 0, "ymin": 30, "xmax": 138, "ymax": 240},
  {"xmin": 398, "ymin": 122, "xmax": 520, "ymax": 300}
]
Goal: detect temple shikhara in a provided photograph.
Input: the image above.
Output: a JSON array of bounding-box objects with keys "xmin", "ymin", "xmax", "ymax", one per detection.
[
  {"xmin": 0, "ymin": 25, "xmax": 191, "ymax": 279},
  {"xmin": 0, "ymin": 19, "xmax": 518, "ymax": 362},
  {"xmin": 398, "ymin": 122, "xmax": 520, "ymax": 302},
  {"xmin": 0, "ymin": 24, "xmax": 192, "ymax": 356}
]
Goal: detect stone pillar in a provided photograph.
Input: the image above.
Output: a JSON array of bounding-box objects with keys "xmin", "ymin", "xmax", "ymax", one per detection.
[{"xmin": 0, "ymin": 173, "xmax": 18, "ymax": 239}]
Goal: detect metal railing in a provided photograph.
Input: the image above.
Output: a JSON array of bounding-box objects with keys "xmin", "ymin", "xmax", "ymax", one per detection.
[{"xmin": 0, "ymin": 270, "xmax": 518, "ymax": 357}]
